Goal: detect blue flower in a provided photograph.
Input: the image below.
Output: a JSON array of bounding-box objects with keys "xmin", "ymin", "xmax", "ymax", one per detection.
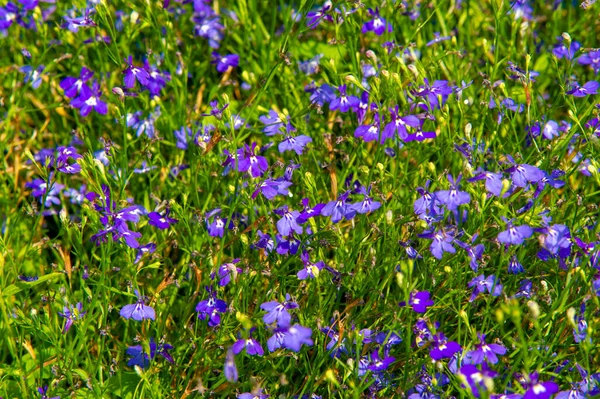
[{"xmin": 120, "ymin": 290, "xmax": 156, "ymax": 321}]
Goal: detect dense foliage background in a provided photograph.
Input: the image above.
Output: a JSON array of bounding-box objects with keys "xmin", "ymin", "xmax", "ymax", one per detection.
[{"xmin": 1, "ymin": 0, "xmax": 599, "ymax": 398}]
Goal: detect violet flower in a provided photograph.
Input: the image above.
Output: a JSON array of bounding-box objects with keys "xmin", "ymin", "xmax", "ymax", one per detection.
[
  {"xmin": 361, "ymin": 7, "xmax": 392, "ymax": 36},
  {"xmin": 70, "ymin": 80, "xmax": 107, "ymax": 117},
  {"xmin": 196, "ymin": 286, "xmax": 227, "ymax": 327},
  {"xmin": 148, "ymin": 208, "xmax": 178, "ymax": 230},
  {"xmin": 498, "ymin": 218, "xmax": 533, "ymax": 245},
  {"xmin": 260, "ymin": 294, "xmax": 298, "ymax": 326},
  {"xmin": 58, "ymin": 302, "xmax": 86, "ymax": 334},
  {"xmin": 120, "ymin": 290, "xmax": 156, "ymax": 321},
  {"xmin": 212, "ymin": 52, "xmax": 239, "ymax": 73}
]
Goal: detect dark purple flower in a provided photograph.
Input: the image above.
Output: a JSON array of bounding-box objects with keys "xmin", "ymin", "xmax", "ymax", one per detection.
[
  {"xmin": 367, "ymin": 350, "xmax": 395, "ymax": 372},
  {"xmin": 456, "ymin": 234, "xmax": 485, "ymax": 271},
  {"xmin": 212, "ymin": 52, "xmax": 239, "ymax": 73},
  {"xmin": 355, "ymin": 113, "xmax": 386, "ymax": 143},
  {"xmin": 217, "ymin": 259, "xmax": 242, "ymax": 286},
  {"xmin": 306, "ymin": 1, "xmax": 333, "ymax": 29},
  {"xmin": 252, "ymin": 178, "xmax": 292, "ymax": 200},
  {"xmin": 306, "ymin": 82, "xmax": 336, "ymax": 105},
  {"xmin": 459, "ymin": 363, "xmax": 498, "ymax": 398},
  {"xmin": 70, "ymin": 80, "xmax": 107, "ymax": 117},
  {"xmin": 514, "ymin": 279, "xmax": 533, "ymax": 298},
  {"xmin": 134, "ymin": 243, "xmax": 156, "ymax": 264},
  {"xmin": 126, "ymin": 338, "xmax": 174, "ymax": 369},
  {"xmin": 418, "ymin": 228, "xmax": 457, "ymax": 260},
  {"xmin": 37, "ymin": 385, "xmax": 59, "ymax": 399},
  {"xmin": 351, "ymin": 185, "xmax": 381, "ymax": 214},
  {"xmin": 321, "ymin": 191, "xmax": 355, "ymax": 223},
  {"xmin": 383, "ymin": 106, "xmax": 420, "ymax": 141},
  {"xmin": 148, "ymin": 208, "xmax": 178, "ymax": 230},
  {"xmin": 259, "ymin": 109, "xmax": 286, "ymax": 135},
  {"xmin": 63, "ymin": 8, "xmax": 96, "ymax": 32},
  {"xmin": 361, "ymin": 7, "xmax": 392, "ymax": 36},
  {"xmin": 429, "ymin": 333, "xmax": 461, "ymax": 360},
  {"xmin": 297, "ymin": 251, "xmax": 325, "ymax": 280},
  {"xmin": 122, "ymin": 56, "xmax": 149, "ymax": 89},
  {"xmin": 237, "ymin": 142, "xmax": 269, "ymax": 178},
  {"xmin": 508, "ymin": 255, "xmax": 524, "ymax": 274},
  {"xmin": 415, "ymin": 79, "xmax": 453, "ymax": 109},
  {"xmin": 406, "ymin": 291, "xmax": 434, "ymax": 313},
  {"xmin": 196, "ymin": 286, "xmax": 227, "ymax": 327},
  {"xmin": 522, "ymin": 373, "xmax": 559, "ymax": 399},
  {"xmin": 60, "ymin": 66, "xmax": 93, "ymax": 98},
  {"xmin": 120, "ymin": 290, "xmax": 156, "ymax": 321}
]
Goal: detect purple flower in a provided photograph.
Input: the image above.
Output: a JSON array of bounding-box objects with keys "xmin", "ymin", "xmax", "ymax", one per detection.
[
  {"xmin": 415, "ymin": 79, "xmax": 453, "ymax": 109},
  {"xmin": 406, "ymin": 291, "xmax": 434, "ymax": 313},
  {"xmin": 567, "ymin": 81, "xmax": 599, "ymax": 97},
  {"xmin": 196, "ymin": 286, "xmax": 227, "ymax": 327},
  {"xmin": 279, "ymin": 132, "xmax": 312, "ymax": 155},
  {"xmin": 20, "ymin": 65, "xmax": 45, "ymax": 89},
  {"xmin": 216, "ymin": 259, "xmax": 242, "ymax": 286},
  {"xmin": 232, "ymin": 328, "xmax": 264, "ymax": 356},
  {"xmin": 274, "ymin": 205, "xmax": 302, "ymax": 236},
  {"xmin": 200, "ymin": 100, "xmax": 229, "ymax": 120},
  {"xmin": 435, "ymin": 174, "xmax": 470, "ymax": 211},
  {"xmin": 122, "ymin": 56, "xmax": 149, "ymax": 89},
  {"xmin": 126, "ymin": 338, "xmax": 174, "ymax": 369},
  {"xmin": 383, "ymin": 106, "xmax": 420, "ymax": 141},
  {"xmin": 306, "ymin": 1, "xmax": 333, "ymax": 29},
  {"xmin": 508, "ymin": 255, "xmax": 524, "ymax": 274},
  {"xmin": 464, "ymin": 334, "xmax": 507, "ymax": 364},
  {"xmin": 321, "ymin": 191, "xmax": 355, "ymax": 223},
  {"xmin": 578, "ymin": 50, "xmax": 600, "ymax": 74},
  {"xmin": 351, "ymin": 185, "xmax": 381, "ymax": 214},
  {"xmin": 224, "ymin": 347, "xmax": 238, "ymax": 382},
  {"xmin": 297, "ymin": 251, "xmax": 326, "ymax": 280},
  {"xmin": 260, "ymin": 294, "xmax": 298, "ymax": 326},
  {"xmin": 60, "ymin": 66, "xmax": 94, "ymax": 98},
  {"xmin": 134, "ymin": 243, "xmax": 156, "ymax": 264},
  {"xmin": 404, "ymin": 129, "xmax": 437, "ymax": 142},
  {"xmin": 212, "ymin": 52, "xmax": 239, "ymax": 73},
  {"xmin": 367, "ymin": 350, "xmax": 395, "ymax": 372},
  {"xmin": 252, "ymin": 178, "xmax": 292, "ymax": 200},
  {"xmin": 456, "ymin": 234, "xmax": 485, "ymax": 271},
  {"xmin": 427, "ymin": 32, "xmax": 452, "ymax": 46},
  {"xmin": 498, "ymin": 218, "xmax": 533, "ymax": 245},
  {"xmin": 70, "ymin": 80, "xmax": 107, "ymax": 117},
  {"xmin": 206, "ymin": 208, "xmax": 231, "ymax": 237},
  {"xmin": 58, "ymin": 302, "xmax": 86, "ymax": 333},
  {"xmin": 361, "ymin": 7, "xmax": 392, "ymax": 36},
  {"xmin": 281, "ymin": 324, "xmax": 314, "ymax": 352},
  {"xmin": 306, "ymin": 82, "xmax": 336, "ymax": 105},
  {"xmin": 148, "ymin": 208, "xmax": 178, "ymax": 230},
  {"xmin": 418, "ymin": 228, "xmax": 457, "ymax": 260},
  {"xmin": 259, "ymin": 109, "xmax": 286, "ymax": 135},
  {"xmin": 514, "ymin": 279, "xmax": 533, "ymax": 298},
  {"xmin": 63, "ymin": 8, "xmax": 96, "ymax": 32},
  {"xmin": 522, "ymin": 373, "xmax": 559, "ymax": 399},
  {"xmin": 237, "ymin": 142, "xmax": 269, "ymax": 178},
  {"xmin": 355, "ymin": 114, "xmax": 386, "ymax": 143},
  {"xmin": 120, "ymin": 290, "xmax": 156, "ymax": 321},
  {"xmin": 37, "ymin": 386, "xmax": 59, "ymax": 399},
  {"xmin": 468, "ymin": 170, "xmax": 504, "ymax": 197},
  {"xmin": 329, "ymin": 84, "xmax": 360, "ymax": 113},
  {"xmin": 553, "ymin": 36, "xmax": 581, "ymax": 60},
  {"xmin": 468, "ymin": 275, "xmax": 503, "ymax": 301},
  {"xmin": 429, "ymin": 333, "xmax": 461, "ymax": 360},
  {"xmin": 459, "ymin": 363, "xmax": 498, "ymax": 398}
]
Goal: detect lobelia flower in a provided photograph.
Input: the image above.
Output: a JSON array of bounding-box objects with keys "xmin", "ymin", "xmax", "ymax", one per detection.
[
  {"xmin": 37, "ymin": 386, "xmax": 59, "ymax": 399},
  {"xmin": 427, "ymin": 32, "xmax": 452, "ymax": 46},
  {"xmin": 459, "ymin": 363, "xmax": 498, "ymax": 398},
  {"xmin": 237, "ymin": 142, "xmax": 269, "ymax": 178},
  {"xmin": 299, "ymin": 53, "xmax": 324, "ymax": 75},
  {"xmin": 63, "ymin": 7, "xmax": 96, "ymax": 32},
  {"xmin": 148, "ymin": 208, "xmax": 178, "ymax": 230},
  {"xmin": 275, "ymin": 232, "xmax": 301, "ymax": 255},
  {"xmin": 503, "ymin": 155, "xmax": 544, "ymax": 188},
  {"xmin": 238, "ymin": 390, "xmax": 269, "ymax": 399},
  {"xmin": 134, "ymin": 243, "xmax": 156, "ymax": 264},
  {"xmin": 216, "ymin": 259, "xmax": 242, "ymax": 286},
  {"xmin": 399, "ymin": 240, "xmax": 422, "ymax": 259},
  {"xmin": 279, "ymin": 126, "xmax": 312, "ymax": 155},
  {"xmin": 223, "ymin": 347, "xmax": 238, "ymax": 382},
  {"xmin": 521, "ymin": 372, "xmax": 559, "ymax": 399},
  {"xmin": 367, "ymin": 350, "xmax": 395, "ymax": 372},
  {"xmin": 383, "ymin": 106, "xmax": 420, "ymax": 141},
  {"xmin": 259, "ymin": 109, "xmax": 286, "ymax": 135},
  {"xmin": 60, "ymin": 66, "xmax": 94, "ymax": 98},
  {"xmin": 418, "ymin": 228, "xmax": 457, "ymax": 260},
  {"xmin": 268, "ymin": 323, "xmax": 314, "ymax": 352},
  {"xmin": 120, "ymin": 290, "xmax": 156, "ymax": 321},
  {"xmin": 212, "ymin": 52, "xmax": 239, "ymax": 72},
  {"xmin": 578, "ymin": 50, "xmax": 600, "ymax": 74},
  {"xmin": 468, "ymin": 170, "xmax": 504, "ymax": 197},
  {"xmin": 468, "ymin": 275, "xmax": 503, "ymax": 301},
  {"xmin": 20, "ymin": 65, "xmax": 44, "ymax": 89},
  {"xmin": 552, "ymin": 36, "xmax": 580, "ymax": 60},
  {"xmin": 404, "ymin": 129, "xmax": 437, "ymax": 142},
  {"xmin": 514, "ymin": 279, "xmax": 533, "ymax": 299},
  {"xmin": 252, "ymin": 230, "xmax": 275, "ymax": 254},
  {"xmin": 508, "ymin": 255, "xmax": 524, "ymax": 274},
  {"xmin": 498, "ymin": 217, "xmax": 533, "ymax": 245},
  {"xmin": 435, "ymin": 174, "xmax": 470, "ymax": 211},
  {"xmin": 274, "ymin": 205, "xmax": 302, "ymax": 236},
  {"xmin": 361, "ymin": 7, "xmax": 392, "ymax": 36},
  {"xmin": 351, "ymin": 185, "xmax": 381, "ymax": 214},
  {"xmin": 415, "ymin": 79, "xmax": 453, "ymax": 109},
  {"xmin": 567, "ymin": 81, "xmax": 599, "ymax": 97},
  {"xmin": 126, "ymin": 338, "xmax": 174, "ymax": 369},
  {"xmin": 201, "ymin": 100, "xmax": 229, "ymax": 120},
  {"xmin": 142, "ymin": 59, "xmax": 170, "ymax": 96},
  {"xmin": 306, "ymin": 82, "xmax": 336, "ymax": 106},
  {"xmin": 196, "ymin": 286, "xmax": 227, "ymax": 327},
  {"xmin": 429, "ymin": 332, "xmax": 461, "ymax": 360},
  {"xmin": 58, "ymin": 302, "xmax": 86, "ymax": 333},
  {"xmin": 260, "ymin": 294, "xmax": 298, "ymax": 326},
  {"xmin": 455, "ymin": 234, "xmax": 485, "ymax": 271},
  {"xmin": 26, "ymin": 178, "xmax": 64, "ymax": 208},
  {"xmin": 232, "ymin": 328, "xmax": 264, "ymax": 356},
  {"xmin": 252, "ymin": 178, "xmax": 292, "ymax": 200},
  {"xmin": 122, "ymin": 55, "xmax": 149, "ymax": 89},
  {"xmin": 355, "ymin": 113, "xmax": 386, "ymax": 143},
  {"xmin": 297, "ymin": 251, "xmax": 326, "ymax": 280},
  {"xmin": 321, "ymin": 191, "xmax": 356, "ymax": 223},
  {"xmin": 329, "ymin": 84, "xmax": 360, "ymax": 113},
  {"xmin": 404, "ymin": 291, "xmax": 434, "ymax": 313},
  {"xmin": 306, "ymin": 1, "xmax": 333, "ymax": 29},
  {"xmin": 464, "ymin": 333, "xmax": 507, "ymax": 364},
  {"xmin": 70, "ymin": 80, "xmax": 107, "ymax": 117}
]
